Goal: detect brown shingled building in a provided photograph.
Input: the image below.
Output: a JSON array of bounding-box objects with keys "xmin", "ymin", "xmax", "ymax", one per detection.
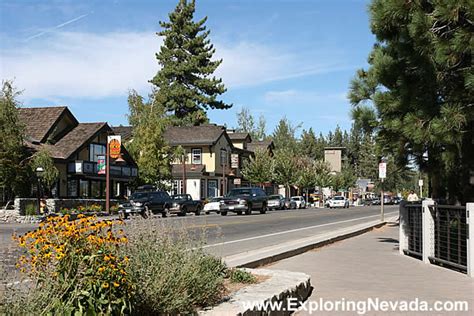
[{"xmin": 19, "ymin": 106, "xmax": 138, "ymax": 199}]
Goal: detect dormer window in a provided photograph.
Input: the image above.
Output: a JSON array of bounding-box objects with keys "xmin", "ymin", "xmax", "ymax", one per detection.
[{"xmin": 192, "ymin": 148, "xmax": 202, "ymax": 164}]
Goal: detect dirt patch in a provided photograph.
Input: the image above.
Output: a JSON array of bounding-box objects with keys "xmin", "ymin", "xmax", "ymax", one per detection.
[{"xmin": 222, "ymin": 274, "xmax": 270, "ymax": 297}]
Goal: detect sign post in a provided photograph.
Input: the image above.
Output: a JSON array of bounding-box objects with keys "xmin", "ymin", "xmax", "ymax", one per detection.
[
  {"xmin": 379, "ymin": 161, "xmax": 387, "ymax": 222},
  {"xmin": 418, "ymin": 179, "xmax": 423, "ymax": 199},
  {"xmin": 106, "ymin": 135, "xmax": 121, "ymax": 213}
]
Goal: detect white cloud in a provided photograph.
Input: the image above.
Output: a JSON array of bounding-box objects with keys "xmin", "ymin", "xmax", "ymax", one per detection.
[
  {"xmin": 264, "ymin": 89, "xmax": 347, "ymax": 105},
  {"xmin": 1, "ymin": 31, "xmax": 352, "ymax": 100}
]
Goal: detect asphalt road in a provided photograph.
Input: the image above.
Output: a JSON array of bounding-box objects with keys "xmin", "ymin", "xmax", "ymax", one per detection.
[{"xmin": 0, "ymin": 205, "xmax": 399, "ymax": 259}]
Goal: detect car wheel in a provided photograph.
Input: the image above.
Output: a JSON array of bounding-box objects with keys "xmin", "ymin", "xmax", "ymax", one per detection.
[
  {"xmin": 162, "ymin": 207, "xmax": 170, "ymax": 218},
  {"xmin": 221, "ymin": 211, "xmax": 227, "ymax": 216},
  {"xmin": 195, "ymin": 206, "xmax": 201, "ymax": 216},
  {"xmin": 205, "ymin": 211, "xmax": 210, "ymax": 215},
  {"xmin": 178, "ymin": 206, "xmax": 186, "ymax": 217},
  {"xmin": 245, "ymin": 204, "xmax": 252, "ymax": 215},
  {"xmin": 236, "ymin": 211, "xmax": 242, "ymax": 215},
  {"xmin": 260, "ymin": 203, "xmax": 267, "ymax": 214}
]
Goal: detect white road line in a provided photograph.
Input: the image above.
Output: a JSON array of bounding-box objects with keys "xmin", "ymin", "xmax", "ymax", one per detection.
[{"xmin": 203, "ymin": 211, "xmax": 398, "ymax": 249}]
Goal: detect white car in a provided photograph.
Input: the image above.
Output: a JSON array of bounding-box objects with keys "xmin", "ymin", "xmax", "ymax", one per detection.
[
  {"xmin": 290, "ymin": 196, "xmax": 306, "ymax": 209},
  {"xmin": 203, "ymin": 197, "xmax": 223, "ymax": 214},
  {"xmin": 328, "ymin": 196, "xmax": 350, "ymax": 208}
]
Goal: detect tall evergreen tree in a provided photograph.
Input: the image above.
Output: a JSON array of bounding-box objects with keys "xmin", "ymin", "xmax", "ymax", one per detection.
[
  {"xmin": 151, "ymin": 0, "xmax": 231, "ymax": 126},
  {"xmin": 272, "ymin": 117, "xmax": 300, "ymax": 153},
  {"xmin": 349, "ymin": 0, "xmax": 473, "ymax": 203},
  {"xmin": 299, "ymin": 128, "xmax": 318, "ymax": 160}
]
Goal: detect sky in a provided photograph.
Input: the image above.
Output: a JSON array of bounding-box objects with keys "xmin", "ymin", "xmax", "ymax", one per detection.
[{"xmin": 0, "ymin": 0, "xmax": 375, "ymax": 136}]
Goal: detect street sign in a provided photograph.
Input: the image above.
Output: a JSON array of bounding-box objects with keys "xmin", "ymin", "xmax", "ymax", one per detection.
[
  {"xmin": 108, "ymin": 135, "xmax": 121, "ymax": 159},
  {"xmin": 234, "ymin": 178, "xmax": 241, "ymax": 185},
  {"xmin": 418, "ymin": 179, "xmax": 424, "ymax": 187},
  {"xmin": 378, "ymin": 162, "xmax": 387, "ymax": 179},
  {"xmin": 97, "ymin": 155, "xmax": 106, "ymax": 174}
]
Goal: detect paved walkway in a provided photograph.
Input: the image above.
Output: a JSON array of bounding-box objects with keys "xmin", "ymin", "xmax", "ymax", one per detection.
[{"xmin": 267, "ymin": 222, "xmax": 474, "ymax": 315}]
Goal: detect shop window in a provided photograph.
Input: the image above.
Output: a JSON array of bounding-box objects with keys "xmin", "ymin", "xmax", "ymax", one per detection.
[
  {"xmin": 67, "ymin": 179, "xmax": 78, "ymax": 197},
  {"xmin": 89, "ymin": 144, "xmax": 106, "ymax": 162},
  {"xmin": 79, "ymin": 180, "xmax": 89, "ymax": 198},
  {"xmin": 207, "ymin": 180, "xmax": 218, "ymax": 197}
]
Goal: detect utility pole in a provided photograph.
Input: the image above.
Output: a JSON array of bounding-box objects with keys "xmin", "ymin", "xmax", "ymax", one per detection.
[
  {"xmin": 380, "ymin": 178, "xmax": 384, "ymax": 222},
  {"xmin": 106, "ymin": 141, "xmax": 110, "ymax": 213},
  {"xmin": 221, "ymin": 150, "xmax": 227, "ymax": 196}
]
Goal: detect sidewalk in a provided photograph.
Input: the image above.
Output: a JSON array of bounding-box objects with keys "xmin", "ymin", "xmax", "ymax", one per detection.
[{"xmin": 266, "ymin": 222, "xmax": 474, "ymax": 315}]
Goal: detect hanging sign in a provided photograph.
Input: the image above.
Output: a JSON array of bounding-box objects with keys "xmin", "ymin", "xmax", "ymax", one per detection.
[
  {"xmin": 108, "ymin": 135, "xmax": 121, "ymax": 159},
  {"xmin": 231, "ymin": 154, "xmax": 239, "ymax": 169},
  {"xmin": 97, "ymin": 155, "xmax": 106, "ymax": 175}
]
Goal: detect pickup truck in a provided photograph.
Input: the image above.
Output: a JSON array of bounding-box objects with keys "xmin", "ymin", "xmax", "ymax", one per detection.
[
  {"xmin": 169, "ymin": 194, "xmax": 203, "ymax": 216},
  {"xmin": 220, "ymin": 187, "xmax": 268, "ymax": 216}
]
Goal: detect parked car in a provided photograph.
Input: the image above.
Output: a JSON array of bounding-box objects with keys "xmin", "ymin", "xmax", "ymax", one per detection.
[
  {"xmin": 284, "ymin": 198, "xmax": 297, "ymax": 209},
  {"xmin": 392, "ymin": 196, "xmax": 402, "ymax": 205},
  {"xmin": 268, "ymin": 194, "xmax": 285, "ymax": 210},
  {"xmin": 118, "ymin": 190, "xmax": 172, "ymax": 219},
  {"xmin": 290, "ymin": 196, "xmax": 306, "ymax": 209},
  {"xmin": 328, "ymin": 196, "xmax": 350, "ymax": 208},
  {"xmin": 203, "ymin": 197, "xmax": 223, "ymax": 214},
  {"xmin": 170, "ymin": 194, "xmax": 203, "ymax": 216},
  {"xmin": 220, "ymin": 187, "xmax": 268, "ymax": 216}
]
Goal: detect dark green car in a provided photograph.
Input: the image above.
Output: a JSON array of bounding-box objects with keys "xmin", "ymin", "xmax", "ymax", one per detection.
[{"xmin": 220, "ymin": 187, "xmax": 268, "ymax": 216}]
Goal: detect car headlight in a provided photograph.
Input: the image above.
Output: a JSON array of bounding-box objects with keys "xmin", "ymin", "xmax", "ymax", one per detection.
[
  {"xmin": 172, "ymin": 202, "xmax": 179, "ymax": 207},
  {"xmin": 238, "ymin": 199, "xmax": 246, "ymax": 205},
  {"xmin": 219, "ymin": 201, "xmax": 225, "ymax": 205},
  {"xmin": 133, "ymin": 202, "xmax": 142, "ymax": 207}
]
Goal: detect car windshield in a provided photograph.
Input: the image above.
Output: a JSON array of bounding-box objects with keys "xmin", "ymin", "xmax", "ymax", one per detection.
[
  {"xmin": 291, "ymin": 197, "xmax": 300, "ymax": 201},
  {"xmin": 227, "ymin": 189, "xmax": 251, "ymax": 197},
  {"xmin": 269, "ymin": 195, "xmax": 281, "ymax": 200},
  {"xmin": 209, "ymin": 197, "xmax": 222, "ymax": 202},
  {"xmin": 333, "ymin": 196, "xmax": 344, "ymax": 200},
  {"xmin": 130, "ymin": 192, "xmax": 148, "ymax": 200}
]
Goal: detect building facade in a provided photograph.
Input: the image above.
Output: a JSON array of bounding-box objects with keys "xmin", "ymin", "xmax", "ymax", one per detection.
[{"xmin": 19, "ymin": 106, "xmax": 138, "ymax": 199}]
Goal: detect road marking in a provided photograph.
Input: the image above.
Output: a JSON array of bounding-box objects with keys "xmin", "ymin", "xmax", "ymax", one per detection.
[{"xmin": 203, "ymin": 211, "xmax": 398, "ymax": 249}]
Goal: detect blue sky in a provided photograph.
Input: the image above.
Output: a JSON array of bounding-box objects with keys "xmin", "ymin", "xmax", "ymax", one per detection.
[{"xmin": 0, "ymin": 0, "xmax": 375, "ymax": 135}]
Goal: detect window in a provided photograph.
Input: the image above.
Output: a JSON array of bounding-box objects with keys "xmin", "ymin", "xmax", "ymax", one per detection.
[
  {"xmin": 89, "ymin": 144, "xmax": 106, "ymax": 162},
  {"xmin": 67, "ymin": 179, "xmax": 78, "ymax": 197},
  {"xmin": 207, "ymin": 180, "xmax": 218, "ymax": 197},
  {"xmin": 192, "ymin": 148, "xmax": 202, "ymax": 164},
  {"xmin": 220, "ymin": 149, "xmax": 228, "ymax": 166},
  {"xmin": 91, "ymin": 180, "xmax": 101, "ymax": 198},
  {"xmin": 79, "ymin": 180, "xmax": 89, "ymax": 197}
]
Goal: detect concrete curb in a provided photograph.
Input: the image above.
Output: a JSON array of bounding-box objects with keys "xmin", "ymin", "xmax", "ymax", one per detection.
[
  {"xmin": 199, "ymin": 268, "xmax": 311, "ymax": 316},
  {"xmin": 224, "ymin": 216, "xmax": 398, "ymax": 268}
]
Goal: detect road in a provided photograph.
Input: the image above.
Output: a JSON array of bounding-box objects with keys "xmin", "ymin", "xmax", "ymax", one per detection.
[{"xmin": 0, "ymin": 205, "xmax": 399, "ymax": 269}]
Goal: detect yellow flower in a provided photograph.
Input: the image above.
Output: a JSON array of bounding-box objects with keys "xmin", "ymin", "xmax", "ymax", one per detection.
[
  {"xmin": 98, "ymin": 266, "xmax": 105, "ymax": 273},
  {"xmin": 102, "ymin": 283, "xmax": 109, "ymax": 289},
  {"xmin": 113, "ymin": 282, "xmax": 120, "ymax": 287}
]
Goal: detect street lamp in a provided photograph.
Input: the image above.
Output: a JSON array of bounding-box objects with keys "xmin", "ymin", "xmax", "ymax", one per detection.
[{"xmin": 35, "ymin": 167, "xmax": 44, "ymax": 214}]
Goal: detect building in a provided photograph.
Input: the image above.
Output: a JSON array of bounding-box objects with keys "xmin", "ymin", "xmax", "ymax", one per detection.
[
  {"xmin": 324, "ymin": 147, "xmax": 345, "ymax": 174},
  {"xmin": 19, "ymin": 106, "xmax": 138, "ymax": 199},
  {"xmin": 163, "ymin": 125, "xmax": 252, "ymax": 200}
]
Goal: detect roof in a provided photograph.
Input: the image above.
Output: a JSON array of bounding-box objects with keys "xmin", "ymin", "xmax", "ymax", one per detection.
[
  {"xmin": 164, "ymin": 125, "xmax": 226, "ymax": 146},
  {"xmin": 18, "ymin": 106, "xmax": 77, "ymax": 142},
  {"xmin": 112, "ymin": 125, "xmax": 133, "ymax": 142},
  {"xmin": 247, "ymin": 139, "xmax": 275, "ymax": 153},
  {"xmin": 26, "ymin": 123, "xmax": 108, "ymax": 160},
  {"xmin": 227, "ymin": 132, "xmax": 251, "ymax": 141}
]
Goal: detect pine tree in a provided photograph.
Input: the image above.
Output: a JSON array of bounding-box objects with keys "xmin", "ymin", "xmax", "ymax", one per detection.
[
  {"xmin": 272, "ymin": 118, "xmax": 300, "ymax": 153},
  {"xmin": 151, "ymin": 0, "xmax": 231, "ymax": 126},
  {"xmin": 349, "ymin": 0, "xmax": 473, "ymax": 203},
  {"xmin": 299, "ymin": 128, "xmax": 318, "ymax": 160}
]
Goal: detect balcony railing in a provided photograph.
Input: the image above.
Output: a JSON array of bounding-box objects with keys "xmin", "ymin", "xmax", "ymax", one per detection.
[
  {"xmin": 67, "ymin": 160, "xmax": 137, "ymax": 178},
  {"xmin": 405, "ymin": 203, "xmax": 423, "ymax": 258}
]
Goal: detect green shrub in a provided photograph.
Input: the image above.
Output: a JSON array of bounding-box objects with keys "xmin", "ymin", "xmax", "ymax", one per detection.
[
  {"xmin": 24, "ymin": 202, "xmax": 37, "ymax": 216},
  {"xmin": 123, "ymin": 219, "xmax": 227, "ymax": 314},
  {"xmin": 228, "ymin": 268, "xmax": 257, "ymax": 284}
]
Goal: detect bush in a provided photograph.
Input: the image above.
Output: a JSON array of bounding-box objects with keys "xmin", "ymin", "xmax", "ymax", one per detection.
[
  {"xmin": 228, "ymin": 268, "xmax": 257, "ymax": 284},
  {"xmin": 24, "ymin": 202, "xmax": 37, "ymax": 216},
  {"xmin": 5, "ymin": 215, "xmax": 132, "ymax": 314},
  {"xmin": 123, "ymin": 219, "xmax": 227, "ymax": 314}
]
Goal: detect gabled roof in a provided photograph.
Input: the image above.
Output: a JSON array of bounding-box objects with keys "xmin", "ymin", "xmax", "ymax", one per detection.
[
  {"xmin": 247, "ymin": 139, "xmax": 275, "ymax": 153},
  {"xmin": 227, "ymin": 132, "xmax": 252, "ymax": 142},
  {"xmin": 53, "ymin": 122, "xmax": 109, "ymax": 159},
  {"xmin": 18, "ymin": 106, "xmax": 78, "ymax": 142},
  {"xmin": 112, "ymin": 125, "xmax": 133, "ymax": 142},
  {"xmin": 163, "ymin": 125, "xmax": 227, "ymax": 146}
]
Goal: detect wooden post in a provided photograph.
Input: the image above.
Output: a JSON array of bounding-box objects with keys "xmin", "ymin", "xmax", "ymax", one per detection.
[{"xmin": 106, "ymin": 141, "xmax": 110, "ymax": 213}]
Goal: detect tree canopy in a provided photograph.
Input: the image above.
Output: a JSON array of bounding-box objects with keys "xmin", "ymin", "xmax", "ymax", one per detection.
[{"xmin": 151, "ymin": 0, "xmax": 231, "ymax": 126}]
